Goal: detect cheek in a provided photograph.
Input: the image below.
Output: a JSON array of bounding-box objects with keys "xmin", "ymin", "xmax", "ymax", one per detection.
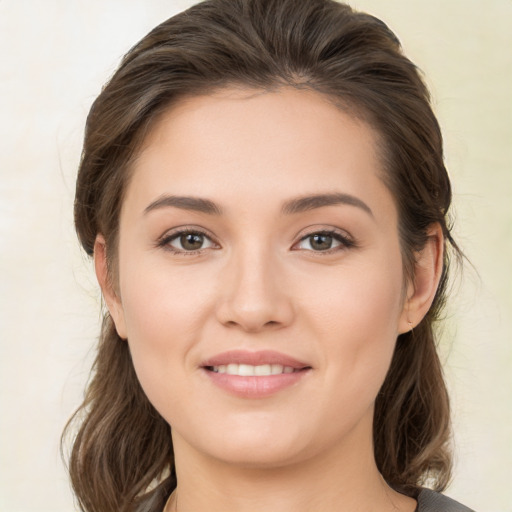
[
  {"xmin": 116, "ymin": 256, "xmax": 216, "ymax": 404},
  {"xmin": 304, "ymin": 257, "xmax": 404, "ymax": 398},
  {"xmin": 305, "ymin": 255, "xmax": 404, "ymax": 339},
  {"xmin": 119, "ymin": 249, "xmax": 215, "ymax": 336}
]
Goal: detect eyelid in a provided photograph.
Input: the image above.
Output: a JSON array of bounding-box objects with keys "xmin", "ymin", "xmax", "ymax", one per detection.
[
  {"xmin": 292, "ymin": 227, "xmax": 356, "ymax": 253},
  {"xmin": 157, "ymin": 225, "xmax": 220, "ymax": 255}
]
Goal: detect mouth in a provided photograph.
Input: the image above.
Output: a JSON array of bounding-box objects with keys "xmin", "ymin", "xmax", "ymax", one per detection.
[
  {"xmin": 201, "ymin": 349, "xmax": 311, "ymax": 373},
  {"xmin": 206, "ymin": 363, "xmax": 304, "ymax": 376},
  {"xmin": 200, "ymin": 350, "xmax": 312, "ymax": 398}
]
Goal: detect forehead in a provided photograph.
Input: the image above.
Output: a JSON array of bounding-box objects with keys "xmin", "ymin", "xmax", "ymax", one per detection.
[{"xmin": 125, "ymin": 87, "xmax": 395, "ymax": 223}]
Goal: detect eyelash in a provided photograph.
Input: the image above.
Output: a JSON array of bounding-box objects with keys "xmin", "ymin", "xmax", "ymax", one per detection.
[
  {"xmin": 295, "ymin": 230, "xmax": 355, "ymax": 254},
  {"xmin": 157, "ymin": 227, "xmax": 216, "ymax": 256},
  {"xmin": 157, "ymin": 227, "xmax": 356, "ymax": 256}
]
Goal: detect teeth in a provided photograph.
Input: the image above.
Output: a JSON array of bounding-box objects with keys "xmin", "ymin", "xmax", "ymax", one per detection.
[
  {"xmin": 255, "ymin": 364, "xmax": 271, "ymax": 376},
  {"xmin": 227, "ymin": 363, "xmax": 238, "ymax": 375},
  {"xmin": 211, "ymin": 364, "xmax": 297, "ymax": 376},
  {"xmin": 271, "ymin": 364, "xmax": 283, "ymax": 375},
  {"xmin": 238, "ymin": 364, "xmax": 254, "ymax": 376}
]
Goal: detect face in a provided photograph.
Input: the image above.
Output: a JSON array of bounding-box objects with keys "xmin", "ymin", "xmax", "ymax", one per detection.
[{"xmin": 105, "ymin": 87, "xmax": 414, "ymax": 469}]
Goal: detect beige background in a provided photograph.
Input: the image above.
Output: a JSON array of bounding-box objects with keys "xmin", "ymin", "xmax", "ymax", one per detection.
[{"xmin": 0, "ymin": 1, "xmax": 510, "ymax": 511}]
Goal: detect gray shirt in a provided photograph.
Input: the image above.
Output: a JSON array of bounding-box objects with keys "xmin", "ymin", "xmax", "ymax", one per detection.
[{"xmin": 418, "ymin": 489, "xmax": 475, "ymax": 512}]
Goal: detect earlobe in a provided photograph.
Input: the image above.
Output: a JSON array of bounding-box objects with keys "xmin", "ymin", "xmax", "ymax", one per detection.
[
  {"xmin": 399, "ymin": 224, "xmax": 444, "ymax": 334},
  {"xmin": 93, "ymin": 235, "xmax": 127, "ymax": 339}
]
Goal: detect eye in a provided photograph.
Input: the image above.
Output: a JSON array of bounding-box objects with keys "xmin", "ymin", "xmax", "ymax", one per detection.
[
  {"xmin": 159, "ymin": 229, "xmax": 217, "ymax": 254},
  {"xmin": 295, "ymin": 230, "xmax": 354, "ymax": 253}
]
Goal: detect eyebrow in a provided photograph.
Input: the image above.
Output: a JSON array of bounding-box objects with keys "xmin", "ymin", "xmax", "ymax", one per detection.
[
  {"xmin": 281, "ymin": 193, "xmax": 373, "ymax": 217},
  {"xmin": 143, "ymin": 192, "xmax": 373, "ymax": 218},
  {"xmin": 144, "ymin": 195, "xmax": 223, "ymax": 215}
]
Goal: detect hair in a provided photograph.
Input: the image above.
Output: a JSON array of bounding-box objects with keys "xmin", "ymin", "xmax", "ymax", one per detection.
[{"xmin": 64, "ymin": 0, "xmax": 460, "ymax": 510}]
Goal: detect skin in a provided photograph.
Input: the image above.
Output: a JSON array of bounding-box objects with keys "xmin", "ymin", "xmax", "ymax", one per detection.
[{"xmin": 95, "ymin": 87, "xmax": 443, "ymax": 512}]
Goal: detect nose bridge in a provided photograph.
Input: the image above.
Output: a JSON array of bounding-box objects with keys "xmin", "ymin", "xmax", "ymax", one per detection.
[{"xmin": 216, "ymin": 239, "xmax": 294, "ymax": 331}]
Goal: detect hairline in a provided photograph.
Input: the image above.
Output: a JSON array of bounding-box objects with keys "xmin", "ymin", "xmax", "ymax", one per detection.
[{"xmin": 103, "ymin": 82, "xmax": 413, "ymax": 298}]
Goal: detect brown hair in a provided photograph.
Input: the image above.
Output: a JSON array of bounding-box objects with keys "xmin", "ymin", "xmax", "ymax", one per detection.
[{"xmin": 65, "ymin": 0, "xmax": 459, "ymax": 510}]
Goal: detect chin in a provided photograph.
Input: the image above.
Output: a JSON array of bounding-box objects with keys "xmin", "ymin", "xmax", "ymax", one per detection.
[
  {"xmin": 210, "ymin": 439, "xmax": 308, "ymax": 469},
  {"xmin": 175, "ymin": 412, "xmax": 313, "ymax": 468}
]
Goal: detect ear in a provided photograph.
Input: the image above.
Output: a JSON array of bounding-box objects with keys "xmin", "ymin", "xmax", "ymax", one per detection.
[
  {"xmin": 94, "ymin": 235, "xmax": 127, "ymax": 339},
  {"xmin": 398, "ymin": 223, "xmax": 444, "ymax": 334}
]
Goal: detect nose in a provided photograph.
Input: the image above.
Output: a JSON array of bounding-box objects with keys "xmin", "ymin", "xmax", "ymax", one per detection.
[{"xmin": 215, "ymin": 245, "xmax": 295, "ymax": 333}]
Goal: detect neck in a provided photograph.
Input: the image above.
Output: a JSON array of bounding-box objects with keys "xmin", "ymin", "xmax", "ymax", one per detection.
[{"xmin": 168, "ymin": 421, "xmax": 416, "ymax": 512}]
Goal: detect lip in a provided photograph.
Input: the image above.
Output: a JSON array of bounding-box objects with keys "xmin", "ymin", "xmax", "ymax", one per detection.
[
  {"xmin": 201, "ymin": 350, "xmax": 312, "ymax": 399},
  {"xmin": 201, "ymin": 350, "xmax": 310, "ymax": 369}
]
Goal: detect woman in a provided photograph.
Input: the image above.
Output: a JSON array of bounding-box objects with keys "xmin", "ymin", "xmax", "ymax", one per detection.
[{"xmin": 64, "ymin": 0, "xmax": 474, "ymax": 511}]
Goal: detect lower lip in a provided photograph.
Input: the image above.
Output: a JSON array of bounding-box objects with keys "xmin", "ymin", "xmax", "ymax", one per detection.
[{"xmin": 203, "ymin": 368, "xmax": 310, "ymax": 398}]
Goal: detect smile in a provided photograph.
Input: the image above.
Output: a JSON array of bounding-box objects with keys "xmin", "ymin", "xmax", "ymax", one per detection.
[
  {"xmin": 201, "ymin": 350, "xmax": 312, "ymax": 398},
  {"xmin": 209, "ymin": 364, "xmax": 298, "ymax": 376}
]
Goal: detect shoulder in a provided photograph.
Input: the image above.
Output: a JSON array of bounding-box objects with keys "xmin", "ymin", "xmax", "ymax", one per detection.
[{"xmin": 417, "ymin": 489, "xmax": 476, "ymax": 512}]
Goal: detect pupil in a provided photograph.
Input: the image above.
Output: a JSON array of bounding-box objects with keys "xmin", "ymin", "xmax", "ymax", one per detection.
[
  {"xmin": 181, "ymin": 233, "xmax": 203, "ymax": 250},
  {"xmin": 311, "ymin": 234, "xmax": 332, "ymax": 250}
]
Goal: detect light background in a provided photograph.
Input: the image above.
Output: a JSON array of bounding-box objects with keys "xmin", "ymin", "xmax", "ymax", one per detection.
[{"xmin": 0, "ymin": 1, "xmax": 510, "ymax": 511}]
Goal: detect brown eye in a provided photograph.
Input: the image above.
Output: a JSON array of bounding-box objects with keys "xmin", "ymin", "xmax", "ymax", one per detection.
[
  {"xmin": 163, "ymin": 230, "xmax": 216, "ymax": 253},
  {"xmin": 180, "ymin": 233, "xmax": 205, "ymax": 251},
  {"xmin": 295, "ymin": 230, "xmax": 354, "ymax": 253},
  {"xmin": 309, "ymin": 233, "xmax": 334, "ymax": 251}
]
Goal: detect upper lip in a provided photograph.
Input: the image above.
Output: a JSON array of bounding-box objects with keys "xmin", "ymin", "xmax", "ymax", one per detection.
[{"xmin": 201, "ymin": 350, "xmax": 311, "ymax": 369}]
